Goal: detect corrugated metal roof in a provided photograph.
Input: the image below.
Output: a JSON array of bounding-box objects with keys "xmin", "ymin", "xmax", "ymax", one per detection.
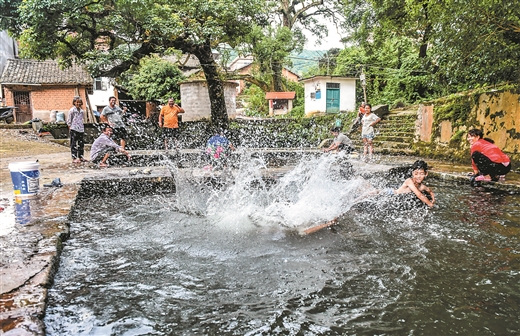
[
  {"xmin": 265, "ymin": 91, "xmax": 296, "ymax": 100},
  {"xmin": 0, "ymin": 59, "xmax": 92, "ymax": 85}
]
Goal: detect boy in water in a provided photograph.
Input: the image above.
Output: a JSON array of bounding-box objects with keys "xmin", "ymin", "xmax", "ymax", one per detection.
[{"xmin": 384, "ymin": 160, "xmax": 435, "ymax": 208}]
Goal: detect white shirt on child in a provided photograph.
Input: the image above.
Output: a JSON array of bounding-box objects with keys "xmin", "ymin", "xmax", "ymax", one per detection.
[{"xmin": 361, "ymin": 113, "xmax": 380, "ymax": 135}]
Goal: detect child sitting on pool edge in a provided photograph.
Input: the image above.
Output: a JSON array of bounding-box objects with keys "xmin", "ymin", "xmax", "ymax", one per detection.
[{"xmin": 382, "ymin": 160, "xmax": 435, "ymax": 208}]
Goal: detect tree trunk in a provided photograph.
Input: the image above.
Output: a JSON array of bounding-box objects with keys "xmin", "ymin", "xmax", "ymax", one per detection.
[
  {"xmin": 191, "ymin": 42, "xmax": 229, "ymax": 129},
  {"xmin": 272, "ymin": 61, "xmax": 284, "ymax": 92},
  {"xmin": 419, "ymin": 3, "xmax": 431, "ymax": 59}
]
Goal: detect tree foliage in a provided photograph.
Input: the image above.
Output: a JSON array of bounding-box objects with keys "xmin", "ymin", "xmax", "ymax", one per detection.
[
  {"xmin": 242, "ymin": 0, "xmax": 345, "ymax": 92},
  {"xmin": 0, "ymin": 0, "xmax": 22, "ymax": 32},
  {"xmin": 237, "ymin": 25, "xmax": 299, "ymax": 92},
  {"xmin": 339, "ymin": 0, "xmax": 520, "ymax": 105},
  {"xmin": 1, "ymin": 0, "xmax": 266, "ymax": 128},
  {"xmin": 3, "ymin": 0, "xmax": 518, "ymax": 113},
  {"xmin": 119, "ymin": 55, "xmax": 185, "ymax": 102}
]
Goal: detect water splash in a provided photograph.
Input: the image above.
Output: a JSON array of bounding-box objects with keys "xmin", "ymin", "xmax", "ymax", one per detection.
[{"xmin": 173, "ymin": 152, "xmax": 375, "ymax": 231}]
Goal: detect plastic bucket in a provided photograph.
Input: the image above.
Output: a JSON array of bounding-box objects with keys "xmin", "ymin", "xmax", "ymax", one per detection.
[{"xmin": 8, "ymin": 161, "xmax": 40, "ymax": 196}]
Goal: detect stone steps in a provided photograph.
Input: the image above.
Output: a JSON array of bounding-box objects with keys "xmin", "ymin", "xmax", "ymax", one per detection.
[
  {"xmin": 380, "ymin": 115, "xmax": 415, "ymax": 120},
  {"xmin": 378, "ymin": 121, "xmax": 415, "ymax": 129},
  {"xmin": 374, "ymin": 135, "xmax": 414, "ymax": 142},
  {"xmin": 347, "ymin": 106, "xmax": 419, "ymax": 156},
  {"xmin": 352, "ymin": 139, "xmax": 413, "ymax": 149},
  {"xmin": 377, "ymin": 131, "xmax": 414, "ymax": 137}
]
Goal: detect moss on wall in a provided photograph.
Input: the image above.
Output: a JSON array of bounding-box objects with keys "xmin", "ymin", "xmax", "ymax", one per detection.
[{"xmin": 414, "ymin": 84, "xmax": 520, "ymax": 169}]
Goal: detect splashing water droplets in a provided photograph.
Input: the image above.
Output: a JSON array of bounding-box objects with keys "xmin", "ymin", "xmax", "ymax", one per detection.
[{"xmin": 173, "ymin": 153, "xmax": 371, "ymax": 231}]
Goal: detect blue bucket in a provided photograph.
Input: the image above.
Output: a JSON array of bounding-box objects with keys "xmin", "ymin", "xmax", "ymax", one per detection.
[{"xmin": 8, "ymin": 161, "xmax": 40, "ymax": 196}]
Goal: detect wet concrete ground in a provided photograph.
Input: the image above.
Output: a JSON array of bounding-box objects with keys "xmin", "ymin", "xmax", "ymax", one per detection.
[{"xmin": 0, "ymin": 139, "xmax": 518, "ymax": 335}]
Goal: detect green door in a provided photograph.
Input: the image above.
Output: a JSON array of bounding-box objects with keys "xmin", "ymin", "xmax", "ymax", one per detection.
[{"xmin": 326, "ymin": 83, "xmax": 340, "ymax": 113}]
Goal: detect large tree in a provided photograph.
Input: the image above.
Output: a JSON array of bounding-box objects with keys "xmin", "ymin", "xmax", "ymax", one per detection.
[
  {"xmin": 119, "ymin": 55, "xmax": 185, "ymax": 103},
  {"xmin": 342, "ymin": 0, "xmax": 520, "ymax": 98},
  {"xmin": 242, "ymin": 0, "xmax": 345, "ymax": 92},
  {"xmin": 231, "ymin": 25, "xmax": 298, "ymax": 92},
  {"xmin": 1, "ymin": 0, "xmax": 266, "ymax": 129}
]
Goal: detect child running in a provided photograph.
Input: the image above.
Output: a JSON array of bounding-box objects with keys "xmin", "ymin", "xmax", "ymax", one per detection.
[{"xmin": 388, "ymin": 160, "xmax": 435, "ymax": 208}]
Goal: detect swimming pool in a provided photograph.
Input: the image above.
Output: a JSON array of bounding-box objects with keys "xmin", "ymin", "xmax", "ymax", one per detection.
[{"xmin": 44, "ymin": 157, "xmax": 520, "ymax": 335}]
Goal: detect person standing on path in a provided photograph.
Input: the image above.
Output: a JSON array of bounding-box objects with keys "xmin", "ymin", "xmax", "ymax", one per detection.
[
  {"xmin": 360, "ymin": 104, "xmax": 381, "ymax": 161},
  {"xmin": 158, "ymin": 98, "xmax": 185, "ymax": 150},
  {"xmin": 100, "ymin": 96, "xmax": 128, "ymax": 150},
  {"xmin": 348, "ymin": 102, "xmax": 367, "ymax": 135},
  {"xmin": 357, "ymin": 102, "xmax": 367, "ymax": 120},
  {"xmin": 67, "ymin": 96, "xmax": 86, "ymax": 163}
]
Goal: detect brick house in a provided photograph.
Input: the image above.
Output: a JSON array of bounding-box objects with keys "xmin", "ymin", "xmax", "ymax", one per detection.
[
  {"xmin": 0, "ymin": 59, "xmax": 94, "ymax": 123},
  {"xmin": 227, "ymin": 56, "xmax": 300, "ymax": 94}
]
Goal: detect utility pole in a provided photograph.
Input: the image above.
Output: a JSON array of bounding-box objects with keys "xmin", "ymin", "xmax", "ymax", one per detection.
[{"xmin": 360, "ymin": 68, "xmax": 367, "ymax": 103}]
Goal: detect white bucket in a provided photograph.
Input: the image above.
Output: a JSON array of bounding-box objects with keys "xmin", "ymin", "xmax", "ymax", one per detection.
[{"xmin": 8, "ymin": 162, "xmax": 40, "ymax": 196}]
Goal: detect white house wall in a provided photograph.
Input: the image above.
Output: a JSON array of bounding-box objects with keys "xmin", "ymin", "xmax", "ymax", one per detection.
[
  {"xmin": 302, "ymin": 77, "xmax": 356, "ymax": 114},
  {"xmin": 87, "ymin": 77, "xmax": 115, "ymax": 111},
  {"xmin": 0, "ymin": 31, "xmax": 17, "ymax": 75},
  {"xmin": 339, "ymin": 80, "xmax": 356, "ymax": 112}
]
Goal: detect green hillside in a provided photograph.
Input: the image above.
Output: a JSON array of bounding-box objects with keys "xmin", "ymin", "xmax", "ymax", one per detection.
[{"xmin": 288, "ymin": 50, "xmax": 326, "ymax": 76}]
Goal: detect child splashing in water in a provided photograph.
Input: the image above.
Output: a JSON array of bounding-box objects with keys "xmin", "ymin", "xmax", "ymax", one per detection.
[{"xmin": 385, "ymin": 160, "xmax": 435, "ymax": 208}]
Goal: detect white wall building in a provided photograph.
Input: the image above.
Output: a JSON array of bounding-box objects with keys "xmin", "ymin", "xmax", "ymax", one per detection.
[
  {"xmin": 0, "ymin": 31, "xmax": 18, "ymax": 104},
  {"xmin": 87, "ymin": 77, "xmax": 115, "ymax": 112},
  {"xmin": 300, "ymin": 75, "xmax": 357, "ymax": 115},
  {"xmin": 0, "ymin": 31, "xmax": 18, "ymax": 74}
]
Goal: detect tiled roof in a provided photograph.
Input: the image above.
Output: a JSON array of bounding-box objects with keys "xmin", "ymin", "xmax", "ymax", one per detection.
[
  {"xmin": 265, "ymin": 91, "xmax": 296, "ymax": 100},
  {"xmin": 0, "ymin": 59, "xmax": 92, "ymax": 85}
]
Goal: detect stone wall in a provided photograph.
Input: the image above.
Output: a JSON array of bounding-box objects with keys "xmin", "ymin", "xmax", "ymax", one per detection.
[
  {"xmin": 180, "ymin": 80, "xmax": 238, "ymax": 121},
  {"xmin": 414, "ymin": 88, "xmax": 520, "ymax": 167}
]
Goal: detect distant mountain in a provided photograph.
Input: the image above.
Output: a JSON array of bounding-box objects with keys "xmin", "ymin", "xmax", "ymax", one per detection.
[{"xmin": 288, "ymin": 50, "xmax": 326, "ymax": 76}]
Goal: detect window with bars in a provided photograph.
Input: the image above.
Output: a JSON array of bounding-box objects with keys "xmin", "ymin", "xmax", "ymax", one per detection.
[
  {"xmin": 326, "ymin": 83, "xmax": 340, "ymax": 89},
  {"xmin": 13, "ymin": 91, "xmax": 30, "ymax": 105}
]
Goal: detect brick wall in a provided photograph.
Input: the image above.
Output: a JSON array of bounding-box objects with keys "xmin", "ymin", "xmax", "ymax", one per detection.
[{"xmin": 4, "ymin": 85, "xmax": 88, "ymax": 122}]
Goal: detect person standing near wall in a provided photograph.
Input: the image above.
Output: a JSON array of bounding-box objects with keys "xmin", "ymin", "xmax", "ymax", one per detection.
[
  {"xmin": 360, "ymin": 103, "xmax": 381, "ymax": 161},
  {"xmin": 348, "ymin": 102, "xmax": 367, "ymax": 134},
  {"xmin": 467, "ymin": 129, "xmax": 511, "ymax": 183},
  {"xmin": 100, "ymin": 96, "xmax": 128, "ymax": 150},
  {"xmin": 158, "ymin": 98, "xmax": 185, "ymax": 150},
  {"xmin": 67, "ymin": 96, "xmax": 86, "ymax": 163}
]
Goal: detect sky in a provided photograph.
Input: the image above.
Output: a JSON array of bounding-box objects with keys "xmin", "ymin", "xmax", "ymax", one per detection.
[{"xmin": 304, "ymin": 22, "xmax": 344, "ymax": 51}]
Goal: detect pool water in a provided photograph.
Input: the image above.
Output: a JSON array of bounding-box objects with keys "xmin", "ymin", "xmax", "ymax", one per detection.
[{"xmin": 44, "ymin": 159, "xmax": 520, "ymax": 335}]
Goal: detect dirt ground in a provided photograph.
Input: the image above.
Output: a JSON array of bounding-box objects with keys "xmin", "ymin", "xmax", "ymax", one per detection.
[
  {"xmin": 0, "ymin": 129, "xmax": 87, "ymax": 198},
  {"xmin": 0, "ymin": 129, "xmax": 69, "ymax": 158}
]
